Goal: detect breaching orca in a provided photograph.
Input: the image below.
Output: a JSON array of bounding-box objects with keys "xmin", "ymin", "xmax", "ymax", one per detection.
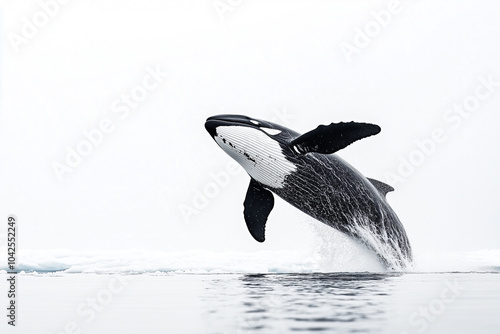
[{"xmin": 205, "ymin": 115, "xmax": 412, "ymax": 270}]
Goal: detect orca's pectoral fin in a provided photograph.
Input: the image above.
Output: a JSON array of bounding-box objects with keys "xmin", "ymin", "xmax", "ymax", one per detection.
[
  {"xmin": 367, "ymin": 178, "xmax": 394, "ymax": 198},
  {"xmin": 244, "ymin": 179, "xmax": 274, "ymax": 243},
  {"xmin": 291, "ymin": 122, "xmax": 381, "ymax": 155}
]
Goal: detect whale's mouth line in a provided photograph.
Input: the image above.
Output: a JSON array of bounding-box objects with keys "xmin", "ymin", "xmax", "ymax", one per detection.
[
  {"xmin": 205, "ymin": 116, "xmax": 258, "ymax": 139},
  {"xmin": 205, "ymin": 116, "xmax": 256, "ymax": 128},
  {"xmin": 206, "ymin": 119, "xmax": 249, "ymax": 127}
]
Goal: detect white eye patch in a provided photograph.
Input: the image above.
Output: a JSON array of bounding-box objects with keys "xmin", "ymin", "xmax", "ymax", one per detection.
[
  {"xmin": 261, "ymin": 127, "xmax": 281, "ymax": 136},
  {"xmin": 250, "ymin": 120, "xmax": 259, "ymax": 125}
]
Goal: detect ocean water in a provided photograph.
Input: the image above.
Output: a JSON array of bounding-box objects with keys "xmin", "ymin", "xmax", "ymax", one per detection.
[
  {"xmin": 1, "ymin": 248, "xmax": 499, "ymax": 333},
  {"xmin": 1, "ymin": 271, "xmax": 499, "ymax": 333}
]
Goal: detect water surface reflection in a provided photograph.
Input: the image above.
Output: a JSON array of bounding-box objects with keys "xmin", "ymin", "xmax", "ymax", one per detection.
[{"xmin": 203, "ymin": 273, "xmax": 401, "ymax": 333}]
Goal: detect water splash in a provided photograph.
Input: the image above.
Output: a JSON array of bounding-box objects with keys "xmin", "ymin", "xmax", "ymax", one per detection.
[
  {"xmin": 350, "ymin": 214, "xmax": 413, "ymax": 271},
  {"xmin": 308, "ymin": 221, "xmax": 386, "ymax": 272}
]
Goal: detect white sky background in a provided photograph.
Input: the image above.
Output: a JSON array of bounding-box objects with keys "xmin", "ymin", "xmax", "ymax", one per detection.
[{"xmin": 0, "ymin": 0, "xmax": 499, "ymax": 260}]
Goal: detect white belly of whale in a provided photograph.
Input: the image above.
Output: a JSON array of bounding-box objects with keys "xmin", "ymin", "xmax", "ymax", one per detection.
[{"xmin": 214, "ymin": 126, "xmax": 297, "ymax": 189}]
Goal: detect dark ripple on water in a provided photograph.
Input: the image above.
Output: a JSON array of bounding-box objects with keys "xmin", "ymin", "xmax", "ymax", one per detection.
[{"xmin": 203, "ymin": 273, "xmax": 401, "ymax": 333}]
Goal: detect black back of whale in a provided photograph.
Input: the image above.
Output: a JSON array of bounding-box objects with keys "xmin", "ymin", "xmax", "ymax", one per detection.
[
  {"xmin": 276, "ymin": 144, "xmax": 411, "ymax": 269},
  {"xmin": 275, "ymin": 127, "xmax": 411, "ymax": 269}
]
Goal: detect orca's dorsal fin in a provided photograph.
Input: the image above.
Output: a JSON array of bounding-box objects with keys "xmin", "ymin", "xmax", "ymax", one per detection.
[
  {"xmin": 243, "ymin": 179, "xmax": 274, "ymax": 242},
  {"xmin": 367, "ymin": 178, "xmax": 394, "ymax": 198},
  {"xmin": 291, "ymin": 122, "xmax": 381, "ymax": 155}
]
